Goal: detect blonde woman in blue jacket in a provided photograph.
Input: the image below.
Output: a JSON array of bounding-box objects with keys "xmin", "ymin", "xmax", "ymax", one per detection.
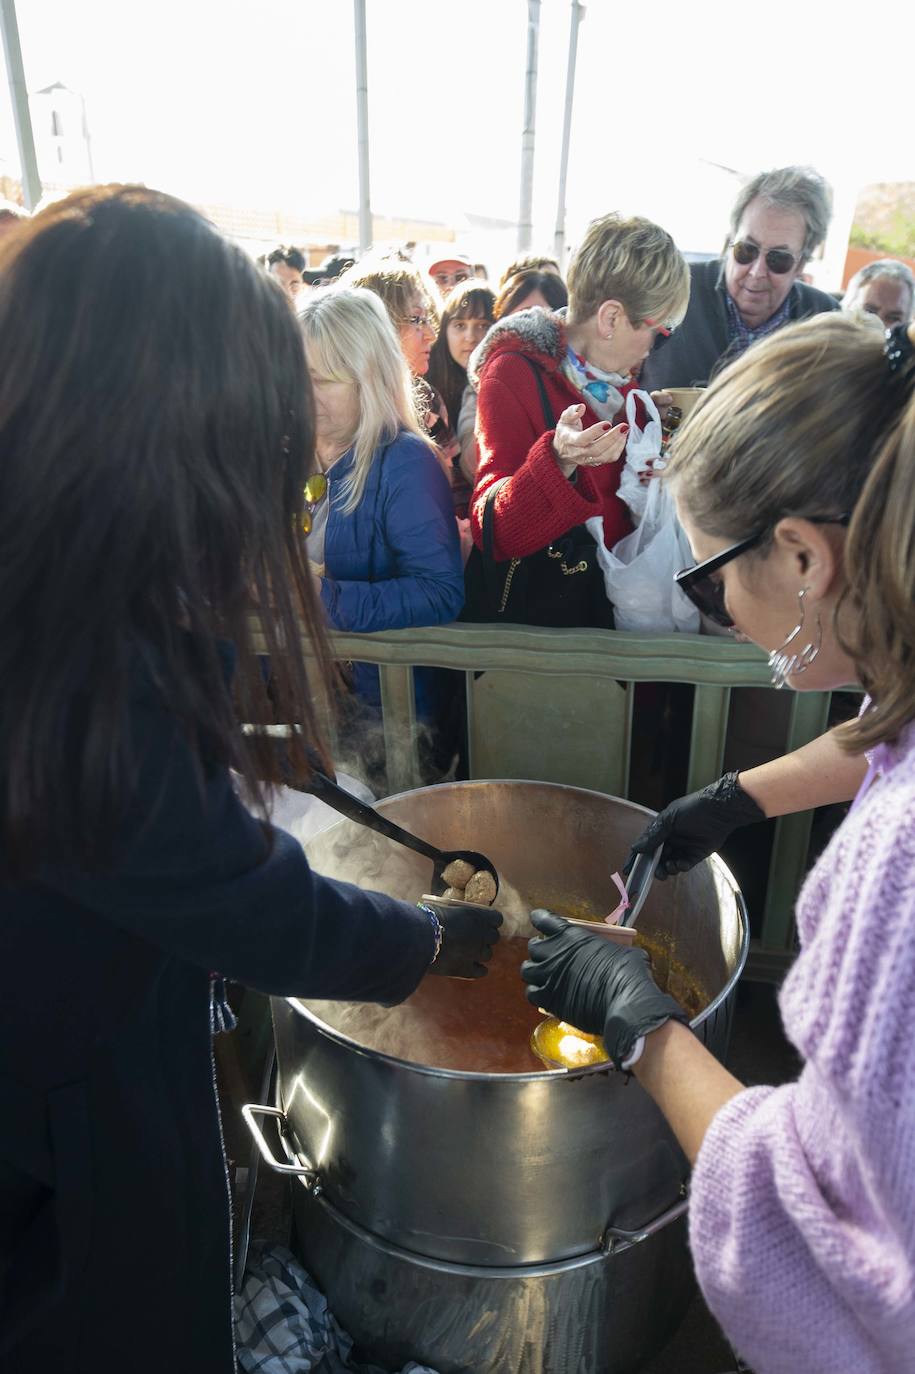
[{"xmin": 298, "ymin": 287, "xmax": 463, "ymax": 722}]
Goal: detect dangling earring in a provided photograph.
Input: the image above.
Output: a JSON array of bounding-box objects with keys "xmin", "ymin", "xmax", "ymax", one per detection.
[{"xmin": 768, "ymin": 587, "xmax": 822, "ymax": 689}]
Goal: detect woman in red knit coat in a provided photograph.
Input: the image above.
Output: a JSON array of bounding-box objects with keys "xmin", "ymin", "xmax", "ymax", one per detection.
[{"xmin": 468, "ymin": 214, "xmax": 689, "ymax": 606}]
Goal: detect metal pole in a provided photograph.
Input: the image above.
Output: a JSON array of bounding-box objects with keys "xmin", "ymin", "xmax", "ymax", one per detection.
[
  {"xmin": 0, "ymin": 0, "xmax": 41, "ymax": 209},
  {"xmin": 353, "ymin": 0, "xmax": 372, "ymax": 256},
  {"xmin": 553, "ymin": 1, "xmax": 584, "ymax": 267},
  {"xmin": 517, "ymin": 0, "xmax": 541, "ymax": 254},
  {"xmin": 81, "ymin": 91, "xmax": 95, "ymax": 183}
]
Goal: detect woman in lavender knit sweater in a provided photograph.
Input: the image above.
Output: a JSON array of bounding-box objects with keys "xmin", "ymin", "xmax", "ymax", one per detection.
[{"xmin": 524, "ymin": 314, "xmax": 915, "ymax": 1374}]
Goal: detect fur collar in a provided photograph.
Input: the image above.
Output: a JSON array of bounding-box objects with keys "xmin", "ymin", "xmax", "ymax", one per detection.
[{"xmin": 466, "ymin": 307, "xmax": 566, "ymax": 392}]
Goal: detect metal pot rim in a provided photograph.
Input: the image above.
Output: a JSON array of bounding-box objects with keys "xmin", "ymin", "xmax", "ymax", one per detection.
[{"xmin": 293, "ymin": 779, "xmax": 750, "ymax": 1082}]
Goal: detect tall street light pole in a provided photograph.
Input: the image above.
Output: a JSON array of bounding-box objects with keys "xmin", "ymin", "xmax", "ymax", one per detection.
[
  {"xmin": 553, "ymin": 1, "xmax": 584, "ymax": 267},
  {"xmin": 0, "ymin": 0, "xmax": 41, "ymax": 209},
  {"xmin": 517, "ymin": 0, "xmax": 541, "ymax": 254},
  {"xmin": 354, "ymin": 0, "xmax": 372, "ymax": 256}
]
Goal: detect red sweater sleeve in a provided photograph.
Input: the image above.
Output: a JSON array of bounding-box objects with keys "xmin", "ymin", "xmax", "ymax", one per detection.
[{"xmin": 471, "ymin": 355, "xmax": 604, "ymax": 561}]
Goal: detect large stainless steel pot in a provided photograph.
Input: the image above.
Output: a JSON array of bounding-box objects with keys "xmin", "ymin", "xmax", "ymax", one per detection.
[
  {"xmin": 293, "ymin": 1170, "xmax": 692, "ymax": 1374},
  {"xmin": 271, "ymin": 781, "xmax": 748, "ymax": 1268}
]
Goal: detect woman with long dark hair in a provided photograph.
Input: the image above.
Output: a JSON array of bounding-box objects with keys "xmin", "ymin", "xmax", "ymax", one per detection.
[
  {"xmin": 426, "ymin": 281, "xmax": 495, "ymax": 505},
  {"xmin": 0, "ymin": 186, "xmax": 499, "ymax": 1373}
]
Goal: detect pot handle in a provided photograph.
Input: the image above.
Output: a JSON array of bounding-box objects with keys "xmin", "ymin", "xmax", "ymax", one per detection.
[
  {"xmin": 602, "ymin": 1193, "xmax": 688, "ymax": 1256},
  {"xmin": 241, "ymin": 1103, "xmax": 321, "ymax": 1192}
]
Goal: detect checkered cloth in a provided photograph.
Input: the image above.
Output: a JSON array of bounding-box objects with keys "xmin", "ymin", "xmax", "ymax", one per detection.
[{"xmin": 235, "ymin": 1243, "xmax": 440, "ymax": 1374}]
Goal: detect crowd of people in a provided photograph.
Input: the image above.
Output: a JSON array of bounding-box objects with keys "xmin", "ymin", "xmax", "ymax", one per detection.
[
  {"xmin": 1, "ymin": 168, "xmax": 914, "ymax": 1374},
  {"xmin": 258, "ymin": 166, "xmax": 915, "ymax": 767}
]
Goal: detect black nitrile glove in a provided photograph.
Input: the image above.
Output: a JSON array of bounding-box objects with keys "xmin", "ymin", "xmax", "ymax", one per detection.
[
  {"xmin": 422, "ymin": 898, "xmax": 503, "ymax": 979},
  {"xmin": 625, "ymin": 771, "xmax": 766, "ymax": 880},
  {"xmin": 521, "ymin": 910, "xmax": 688, "ymax": 1070}
]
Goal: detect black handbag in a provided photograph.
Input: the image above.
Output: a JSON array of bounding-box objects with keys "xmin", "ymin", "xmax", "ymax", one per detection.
[{"xmin": 461, "ymin": 356, "xmax": 612, "ymax": 628}]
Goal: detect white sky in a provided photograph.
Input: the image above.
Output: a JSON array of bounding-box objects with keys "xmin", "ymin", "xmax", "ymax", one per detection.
[{"xmin": 3, "ymin": 0, "xmax": 914, "ymax": 261}]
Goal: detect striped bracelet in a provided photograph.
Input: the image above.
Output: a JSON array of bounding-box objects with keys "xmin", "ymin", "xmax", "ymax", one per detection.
[{"xmin": 417, "ymin": 902, "xmax": 444, "ymax": 965}]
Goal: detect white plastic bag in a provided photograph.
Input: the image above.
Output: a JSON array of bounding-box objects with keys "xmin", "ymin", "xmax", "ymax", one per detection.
[
  {"xmin": 587, "ymin": 476, "xmax": 700, "ymax": 634},
  {"xmin": 616, "ymin": 389, "xmax": 663, "ymax": 523}
]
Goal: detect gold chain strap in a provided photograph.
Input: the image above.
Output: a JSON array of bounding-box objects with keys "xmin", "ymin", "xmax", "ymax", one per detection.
[
  {"xmin": 498, "ymin": 558, "xmax": 521, "ymax": 614},
  {"xmin": 546, "ymin": 547, "xmax": 589, "ymax": 576},
  {"xmin": 499, "ymin": 545, "xmax": 588, "ymax": 615}
]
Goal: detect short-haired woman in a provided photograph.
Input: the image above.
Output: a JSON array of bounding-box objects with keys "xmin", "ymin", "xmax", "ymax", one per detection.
[
  {"xmin": 0, "ymin": 188, "xmax": 498, "ymax": 1372},
  {"xmin": 523, "ymin": 313, "xmax": 915, "ymax": 1374},
  {"xmin": 298, "ymin": 286, "xmax": 464, "ymax": 716},
  {"xmin": 468, "ymin": 213, "xmax": 689, "ymax": 625}
]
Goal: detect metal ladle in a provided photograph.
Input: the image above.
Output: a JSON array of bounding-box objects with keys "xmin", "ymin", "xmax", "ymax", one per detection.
[
  {"xmin": 242, "ymin": 726, "xmax": 500, "ymax": 899},
  {"xmin": 304, "ymin": 767, "xmax": 500, "ymax": 899}
]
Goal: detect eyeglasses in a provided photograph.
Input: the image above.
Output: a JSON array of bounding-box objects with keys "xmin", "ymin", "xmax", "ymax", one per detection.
[
  {"xmin": 404, "ymin": 313, "xmax": 434, "ymax": 330},
  {"xmin": 433, "ymin": 270, "xmax": 471, "ymax": 287},
  {"xmin": 674, "ymin": 514, "xmax": 850, "ymax": 629},
  {"xmin": 730, "ymin": 240, "xmax": 800, "ymax": 275},
  {"xmin": 301, "ymin": 473, "xmax": 328, "ymax": 535},
  {"xmin": 643, "ymin": 316, "xmax": 673, "ymax": 336}
]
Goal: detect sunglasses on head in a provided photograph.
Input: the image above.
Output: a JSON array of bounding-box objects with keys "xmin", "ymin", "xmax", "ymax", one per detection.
[
  {"xmin": 300, "ymin": 473, "xmax": 328, "ymax": 535},
  {"xmin": 730, "ymin": 240, "xmax": 800, "ymax": 275},
  {"xmin": 674, "ymin": 514, "xmax": 850, "ymax": 629}
]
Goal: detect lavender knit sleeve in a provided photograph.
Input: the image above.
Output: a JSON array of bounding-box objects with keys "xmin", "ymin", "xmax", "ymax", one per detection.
[{"xmin": 688, "ymin": 733, "xmax": 915, "ymax": 1374}]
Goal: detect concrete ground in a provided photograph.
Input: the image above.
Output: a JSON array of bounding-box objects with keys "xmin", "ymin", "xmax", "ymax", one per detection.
[{"xmin": 222, "ymin": 978, "xmax": 799, "ymax": 1374}]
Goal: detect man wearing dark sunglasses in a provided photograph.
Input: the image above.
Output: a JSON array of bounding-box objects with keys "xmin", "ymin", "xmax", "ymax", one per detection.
[{"xmin": 641, "ymin": 165, "xmax": 839, "ymax": 393}]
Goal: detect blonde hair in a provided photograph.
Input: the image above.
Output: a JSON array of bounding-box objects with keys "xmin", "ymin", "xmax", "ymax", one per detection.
[
  {"xmin": 666, "ymin": 312, "xmax": 915, "ymax": 752},
  {"xmin": 339, "ymin": 254, "xmax": 440, "ymax": 335},
  {"xmin": 566, "ymin": 213, "xmax": 690, "ymax": 330},
  {"xmin": 298, "ymin": 286, "xmax": 433, "ymax": 513}
]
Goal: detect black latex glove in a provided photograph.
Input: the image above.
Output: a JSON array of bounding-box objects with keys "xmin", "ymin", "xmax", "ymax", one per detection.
[
  {"xmin": 625, "ymin": 771, "xmax": 766, "ymax": 880},
  {"xmin": 521, "ymin": 910, "xmax": 688, "ymax": 1070},
  {"xmin": 422, "ymin": 898, "xmax": 503, "ymax": 979}
]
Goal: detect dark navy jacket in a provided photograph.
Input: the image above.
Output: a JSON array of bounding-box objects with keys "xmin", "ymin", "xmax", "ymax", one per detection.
[
  {"xmin": 318, "ymin": 430, "xmax": 464, "ymax": 714},
  {"xmin": 640, "ymin": 257, "xmax": 840, "ymax": 391},
  {"xmin": 0, "ymin": 653, "xmax": 435, "ymax": 1372}
]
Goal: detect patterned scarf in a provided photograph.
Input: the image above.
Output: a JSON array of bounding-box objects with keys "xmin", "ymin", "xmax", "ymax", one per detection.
[{"xmin": 560, "ymin": 342, "xmax": 627, "ymax": 422}]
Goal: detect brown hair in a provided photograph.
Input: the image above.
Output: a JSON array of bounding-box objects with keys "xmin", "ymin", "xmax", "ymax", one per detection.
[
  {"xmin": 0, "ymin": 185, "xmax": 334, "ymax": 874},
  {"xmin": 426, "ymin": 281, "xmax": 496, "ymax": 421},
  {"xmin": 838, "ymin": 377, "xmax": 915, "ymax": 751},
  {"xmin": 493, "ymin": 269, "xmax": 567, "ymax": 320},
  {"xmin": 340, "ymin": 254, "xmax": 439, "ymax": 332},
  {"xmin": 666, "ymin": 312, "xmax": 915, "ymax": 752},
  {"xmin": 566, "ymin": 213, "xmax": 689, "ymax": 329},
  {"xmin": 498, "ymin": 253, "xmax": 561, "ymax": 287}
]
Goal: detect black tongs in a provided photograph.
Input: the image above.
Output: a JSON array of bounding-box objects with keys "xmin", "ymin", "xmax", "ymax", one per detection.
[{"xmin": 617, "ymin": 846, "xmax": 663, "ymax": 929}]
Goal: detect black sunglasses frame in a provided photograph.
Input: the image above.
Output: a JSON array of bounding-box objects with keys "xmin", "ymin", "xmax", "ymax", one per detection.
[
  {"xmin": 675, "ymin": 515, "xmax": 851, "ymax": 629},
  {"xmin": 730, "ymin": 239, "xmax": 800, "ymax": 276}
]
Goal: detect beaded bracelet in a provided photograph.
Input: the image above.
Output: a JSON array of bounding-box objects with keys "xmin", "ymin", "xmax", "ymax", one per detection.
[{"xmin": 417, "ymin": 902, "xmax": 444, "ymax": 965}]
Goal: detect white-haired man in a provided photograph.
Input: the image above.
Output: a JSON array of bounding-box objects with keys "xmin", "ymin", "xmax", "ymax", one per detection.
[
  {"xmin": 642, "ymin": 166, "xmax": 839, "ymax": 390},
  {"xmin": 842, "ymin": 258, "xmax": 914, "ymax": 330}
]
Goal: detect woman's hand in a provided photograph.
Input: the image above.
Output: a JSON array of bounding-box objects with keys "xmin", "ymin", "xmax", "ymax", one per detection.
[
  {"xmin": 649, "ymin": 390, "xmax": 673, "ymax": 425},
  {"xmin": 625, "ymin": 772, "xmax": 766, "ymax": 880},
  {"xmin": 521, "ymin": 910, "xmax": 688, "ymax": 1070},
  {"xmin": 552, "ymin": 403, "xmax": 628, "ymax": 479}
]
